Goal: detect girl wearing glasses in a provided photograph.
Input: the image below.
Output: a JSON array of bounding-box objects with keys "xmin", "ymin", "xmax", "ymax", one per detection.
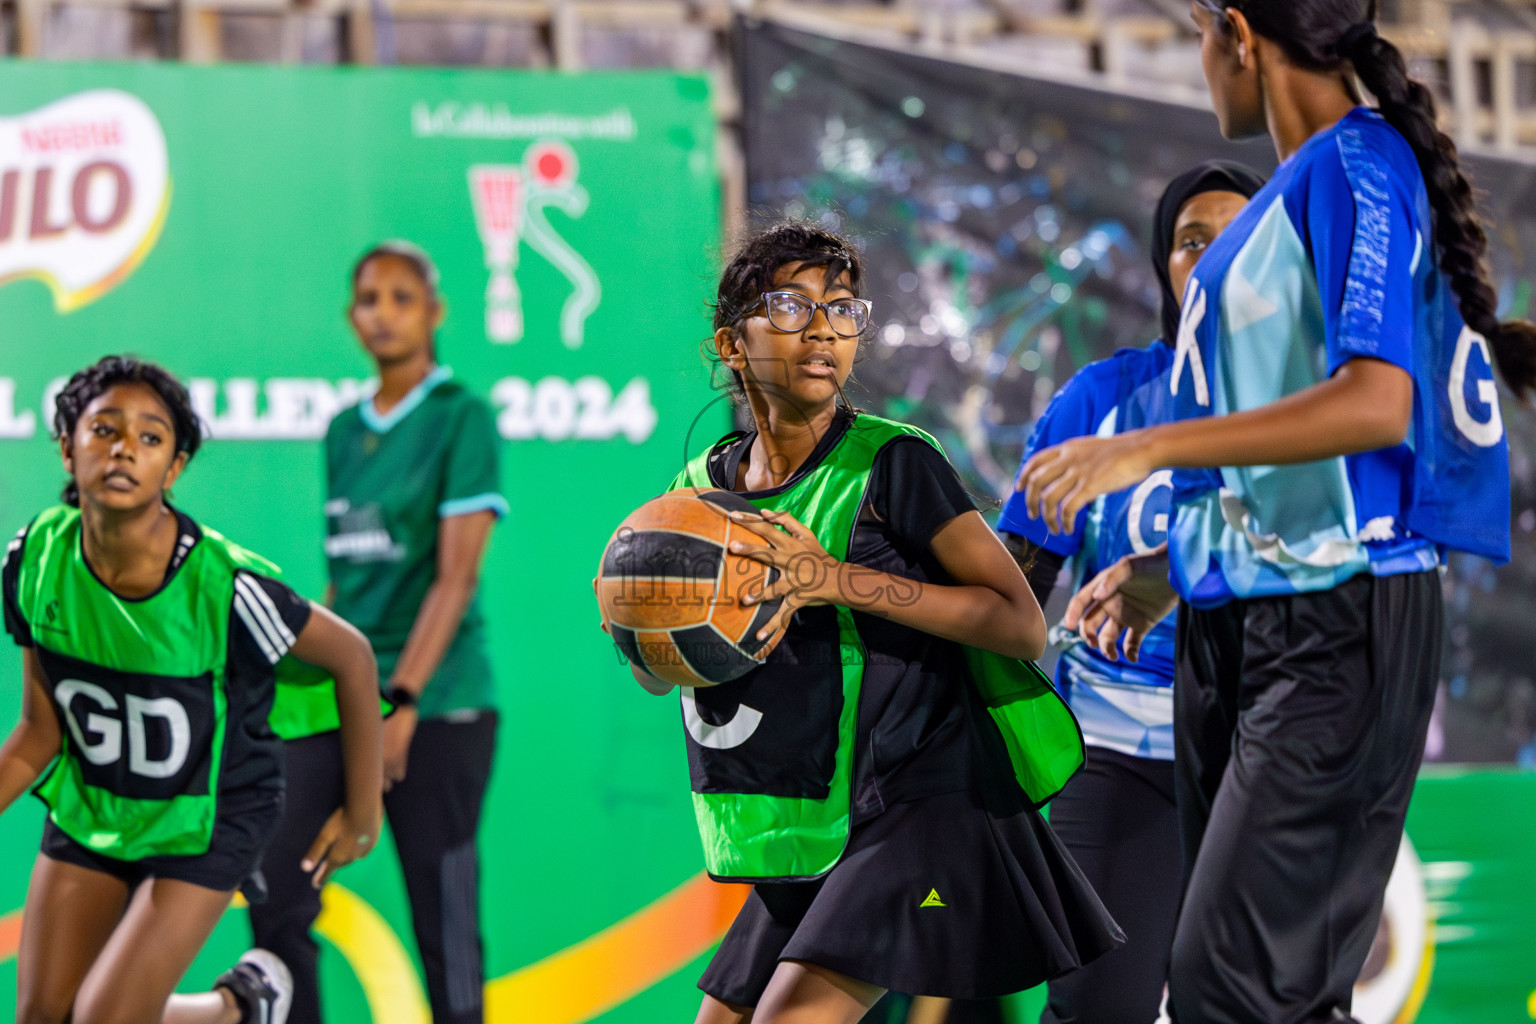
[
  {"xmin": 637, "ymin": 223, "xmax": 1121, "ymax": 1024},
  {"xmin": 1017, "ymin": 2, "xmax": 1532, "ymax": 1021}
]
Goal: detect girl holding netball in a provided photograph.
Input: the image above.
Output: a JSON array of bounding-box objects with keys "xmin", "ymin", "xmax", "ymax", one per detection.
[
  {"xmin": 0, "ymin": 355, "xmax": 383, "ymax": 1024},
  {"xmin": 635, "ymin": 223, "xmax": 1121, "ymax": 1024},
  {"xmin": 249, "ymin": 242, "xmax": 505, "ymax": 1024},
  {"xmin": 998, "ymin": 160, "xmax": 1265, "ymax": 1024},
  {"xmin": 1017, "ymin": 3, "xmax": 1533, "ymax": 1021}
]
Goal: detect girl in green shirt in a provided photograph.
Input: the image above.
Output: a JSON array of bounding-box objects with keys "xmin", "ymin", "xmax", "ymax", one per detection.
[{"xmin": 249, "ymin": 243, "xmax": 504, "ymax": 1024}]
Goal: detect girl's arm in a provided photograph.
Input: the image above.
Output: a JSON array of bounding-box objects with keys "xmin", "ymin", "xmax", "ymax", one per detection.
[
  {"xmin": 1018, "ymin": 357, "xmax": 1413, "ymax": 533},
  {"xmin": 376, "ymin": 510, "xmax": 496, "ymax": 787},
  {"xmin": 287, "ymin": 604, "xmax": 384, "ymax": 888},
  {"xmin": 0, "ymin": 648, "xmax": 60, "ymax": 815},
  {"xmin": 731, "ymin": 508, "xmax": 1048, "ymax": 662},
  {"xmin": 384, "ymin": 511, "xmax": 496, "ymax": 702},
  {"xmin": 1000, "ymin": 532, "xmax": 1067, "ymax": 609}
]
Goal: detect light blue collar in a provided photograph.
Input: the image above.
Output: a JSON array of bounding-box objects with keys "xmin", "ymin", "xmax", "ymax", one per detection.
[{"xmin": 360, "ymin": 365, "xmax": 452, "ymax": 434}]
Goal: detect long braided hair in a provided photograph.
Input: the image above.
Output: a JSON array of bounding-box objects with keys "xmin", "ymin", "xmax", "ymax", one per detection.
[{"xmin": 1198, "ymin": 0, "xmax": 1536, "ymax": 397}]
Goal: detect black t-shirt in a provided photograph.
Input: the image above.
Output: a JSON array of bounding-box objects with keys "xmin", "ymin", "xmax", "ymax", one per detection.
[
  {"xmin": 2, "ymin": 510, "xmax": 311, "ymax": 801},
  {"xmin": 709, "ymin": 410, "xmax": 985, "ymax": 822}
]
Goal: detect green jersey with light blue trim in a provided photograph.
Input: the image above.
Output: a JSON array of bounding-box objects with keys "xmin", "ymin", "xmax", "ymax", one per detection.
[{"xmin": 325, "ymin": 367, "xmax": 507, "ymax": 719}]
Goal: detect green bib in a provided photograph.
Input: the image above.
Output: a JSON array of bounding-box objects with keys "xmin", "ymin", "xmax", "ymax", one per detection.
[
  {"xmin": 669, "ymin": 414, "xmax": 1083, "ymax": 880},
  {"xmin": 15, "ymin": 506, "xmax": 276, "ymax": 859}
]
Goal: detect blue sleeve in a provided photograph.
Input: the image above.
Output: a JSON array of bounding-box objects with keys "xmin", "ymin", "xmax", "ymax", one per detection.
[
  {"xmin": 996, "ymin": 368, "xmax": 1107, "ymax": 556},
  {"xmin": 1300, "ymin": 128, "xmax": 1419, "ymax": 377}
]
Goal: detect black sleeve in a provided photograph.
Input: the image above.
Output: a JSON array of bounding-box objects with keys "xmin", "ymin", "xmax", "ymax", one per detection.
[
  {"xmin": 3, "ymin": 527, "xmax": 32, "ymax": 648},
  {"xmin": 1001, "ymin": 532, "xmax": 1067, "ymax": 608},
  {"xmin": 229, "ymin": 571, "xmax": 314, "ymax": 675},
  {"xmin": 868, "ymin": 438, "xmax": 978, "ymax": 548}
]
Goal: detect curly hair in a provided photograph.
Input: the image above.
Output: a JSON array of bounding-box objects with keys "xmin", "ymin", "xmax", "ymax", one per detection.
[
  {"xmin": 52, "ymin": 355, "xmax": 203, "ymax": 507},
  {"xmin": 710, "ymin": 222, "xmax": 868, "ymax": 404},
  {"xmin": 1196, "ymin": 0, "xmax": 1536, "ymax": 397}
]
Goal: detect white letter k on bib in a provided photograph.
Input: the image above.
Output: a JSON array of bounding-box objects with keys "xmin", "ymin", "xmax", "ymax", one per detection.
[{"xmin": 1170, "ymin": 280, "xmax": 1211, "ymax": 407}]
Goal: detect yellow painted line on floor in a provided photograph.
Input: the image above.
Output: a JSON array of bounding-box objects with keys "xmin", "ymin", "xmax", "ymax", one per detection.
[
  {"xmin": 316, "ymin": 884, "xmax": 431, "ymax": 1024},
  {"xmin": 1396, "ymin": 918, "xmax": 1435, "ymax": 1024}
]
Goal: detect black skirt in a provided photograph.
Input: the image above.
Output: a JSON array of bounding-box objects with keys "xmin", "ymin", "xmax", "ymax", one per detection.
[{"xmin": 698, "ymin": 788, "xmax": 1124, "ymax": 1005}]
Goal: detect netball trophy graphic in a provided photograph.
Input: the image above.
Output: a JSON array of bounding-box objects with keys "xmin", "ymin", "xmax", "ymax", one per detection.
[{"xmin": 469, "ymin": 139, "xmax": 601, "ymax": 348}]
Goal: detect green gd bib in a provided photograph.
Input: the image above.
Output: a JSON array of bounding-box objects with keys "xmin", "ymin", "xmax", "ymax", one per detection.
[{"xmin": 669, "ymin": 414, "xmax": 1083, "ymax": 880}]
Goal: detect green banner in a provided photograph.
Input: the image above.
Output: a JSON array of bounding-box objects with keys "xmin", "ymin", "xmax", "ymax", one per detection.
[
  {"xmin": 2, "ymin": 58, "xmax": 1532, "ymax": 1024},
  {"xmin": 0, "ymin": 61, "xmax": 737, "ymax": 1023}
]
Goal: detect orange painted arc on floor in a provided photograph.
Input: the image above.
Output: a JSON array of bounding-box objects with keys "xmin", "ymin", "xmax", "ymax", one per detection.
[
  {"xmin": 0, "ymin": 910, "xmax": 19, "ymax": 962},
  {"xmin": 486, "ymin": 873, "xmax": 749, "ymax": 1023}
]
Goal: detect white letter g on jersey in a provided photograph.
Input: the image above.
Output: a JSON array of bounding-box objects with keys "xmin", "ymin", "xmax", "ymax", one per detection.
[{"xmin": 1449, "ymin": 326, "xmax": 1504, "ymax": 447}]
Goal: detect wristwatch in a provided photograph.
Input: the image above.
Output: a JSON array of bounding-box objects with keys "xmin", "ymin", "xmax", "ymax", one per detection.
[{"xmin": 384, "ymin": 685, "xmax": 419, "ymax": 710}]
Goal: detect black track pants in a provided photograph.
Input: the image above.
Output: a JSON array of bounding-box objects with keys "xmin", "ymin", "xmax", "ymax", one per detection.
[
  {"xmin": 250, "ymin": 713, "xmax": 498, "ymax": 1024},
  {"xmin": 1041, "ymin": 746, "xmax": 1179, "ymax": 1024},
  {"xmin": 1168, "ymin": 572, "xmax": 1441, "ymax": 1024},
  {"xmin": 247, "ymin": 730, "xmax": 345, "ymax": 1024}
]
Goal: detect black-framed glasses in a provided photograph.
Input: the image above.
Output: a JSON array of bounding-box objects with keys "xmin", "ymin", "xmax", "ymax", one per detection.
[{"xmin": 750, "ymin": 291, "xmax": 873, "ymax": 337}]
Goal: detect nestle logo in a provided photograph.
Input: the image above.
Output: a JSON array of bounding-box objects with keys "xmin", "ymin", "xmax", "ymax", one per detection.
[{"xmin": 21, "ymin": 120, "xmax": 124, "ymax": 154}]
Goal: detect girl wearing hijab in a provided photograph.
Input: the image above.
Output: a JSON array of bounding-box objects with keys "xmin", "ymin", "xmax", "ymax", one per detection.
[{"xmin": 998, "ymin": 162, "xmax": 1266, "ymax": 1024}]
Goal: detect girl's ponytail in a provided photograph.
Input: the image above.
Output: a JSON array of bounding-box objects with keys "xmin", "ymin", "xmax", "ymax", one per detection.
[
  {"xmin": 1200, "ymin": 0, "xmax": 1536, "ymax": 398},
  {"xmin": 1345, "ymin": 25, "xmax": 1536, "ymax": 397}
]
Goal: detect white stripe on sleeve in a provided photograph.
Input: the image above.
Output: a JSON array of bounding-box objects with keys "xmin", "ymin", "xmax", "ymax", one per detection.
[
  {"xmin": 242, "ymin": 574, "xmax": 298, "ymax": 647},
  {"xmin": 234, "ymin": 575, "xmax": 293, "ymax": 660},
  {"xmin": 233, "ymin": 591, "xmax": 281, "ymax": 665}
]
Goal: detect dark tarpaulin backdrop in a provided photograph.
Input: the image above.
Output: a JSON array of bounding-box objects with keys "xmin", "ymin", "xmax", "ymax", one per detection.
[{"xmin": 739, "ymin": 19, "xmax": 1536, "ymax": 767}]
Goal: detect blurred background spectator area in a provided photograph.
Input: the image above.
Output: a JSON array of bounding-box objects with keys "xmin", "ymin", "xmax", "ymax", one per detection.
[{"xmin": 5, "ymin": 0, "xmax": 1536, "ymax": 156}]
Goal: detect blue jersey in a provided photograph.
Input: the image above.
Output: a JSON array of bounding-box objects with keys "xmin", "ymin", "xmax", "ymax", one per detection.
[
  {"xmin": 1166, "ymin": 108, "xmax": 1510, "ymax": 607},
  {"xmin": 999, "ymin": 343, "xmax": 1179, "ymax": 761}
]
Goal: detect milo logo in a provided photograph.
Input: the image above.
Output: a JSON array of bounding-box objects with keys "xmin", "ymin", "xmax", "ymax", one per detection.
[{"xmin": 0, "ymin": 89, "xmax": 170, "ymax": 311}]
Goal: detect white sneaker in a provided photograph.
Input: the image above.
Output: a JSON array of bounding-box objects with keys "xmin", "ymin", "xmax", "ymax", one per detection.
[{"xmin": 215, "ymin": 948, "xmax": 293, "ymax": 1024}]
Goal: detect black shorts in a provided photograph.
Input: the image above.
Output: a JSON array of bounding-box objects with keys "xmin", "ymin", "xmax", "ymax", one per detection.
[
  {"xmin": 41, "ymin": 789, "xmax": 284, "ymax": 893},
  {"xmin": 1169, "ymin": 570, "xmax": 1441, "ymax": 1024},
  {"xmin": 698, "ymin": 788, "xmax": 1123, "ymax": 1006}
]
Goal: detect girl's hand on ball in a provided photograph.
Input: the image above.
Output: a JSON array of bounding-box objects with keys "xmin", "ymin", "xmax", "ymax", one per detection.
[{"xmin": 727, "ymin": 509, "xmax": 839, "ymax": 641}]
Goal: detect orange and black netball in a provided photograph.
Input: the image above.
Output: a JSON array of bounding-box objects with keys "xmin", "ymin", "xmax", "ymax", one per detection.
[{"xmin": 597, "ymin": 489, "xmax": 784, "ymax": 686}]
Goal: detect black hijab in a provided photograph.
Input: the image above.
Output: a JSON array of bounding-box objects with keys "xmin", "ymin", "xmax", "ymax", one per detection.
[{"xmin": 1152, "ymin": 161, "xmax": 1268, "ymax": 345}]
